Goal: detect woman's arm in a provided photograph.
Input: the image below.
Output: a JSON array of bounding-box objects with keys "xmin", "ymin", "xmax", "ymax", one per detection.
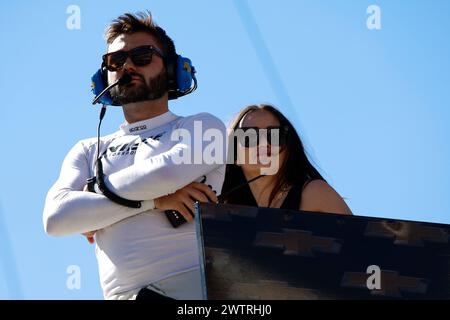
[{"xmin": 300, "ymin": 180, "xmax": 352, "ymax": 215}]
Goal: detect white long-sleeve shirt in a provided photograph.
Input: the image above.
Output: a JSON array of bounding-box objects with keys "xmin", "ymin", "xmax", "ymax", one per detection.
[{"xmin": 43, "ymin": 111, "xmax": 226, "ymax": 298}]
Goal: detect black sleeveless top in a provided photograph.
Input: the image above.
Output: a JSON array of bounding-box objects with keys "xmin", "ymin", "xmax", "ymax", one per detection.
[
  {"xmin": 242, "ymin": 179, "xmax": 316, "ymax": 210},
  {"xmin": 280, "ymin": 184, "xmax": 304, "ymax": 210},
  {"xmin": 222, "ymin": 166, "xmax": 320, "ymax": 210}
]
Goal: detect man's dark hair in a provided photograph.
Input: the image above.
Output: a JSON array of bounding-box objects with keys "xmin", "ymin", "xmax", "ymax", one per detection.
[{"xmin": 105, "ymin": 11, "xmax": 176, "ymax": 57}]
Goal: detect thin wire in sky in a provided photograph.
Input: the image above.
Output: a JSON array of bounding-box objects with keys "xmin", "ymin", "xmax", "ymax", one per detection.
[{"xmin": 0, "ymin": 201, "xmax": 23, "ymax": 299}]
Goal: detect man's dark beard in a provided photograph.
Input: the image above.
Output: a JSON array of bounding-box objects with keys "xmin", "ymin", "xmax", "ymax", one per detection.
[{"xmin": 110, "ymin": 70, "xmax": 168, "ymax": 105}]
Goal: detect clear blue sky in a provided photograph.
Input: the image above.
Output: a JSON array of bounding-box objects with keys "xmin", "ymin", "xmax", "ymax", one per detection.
[{"xmin": 1, "ymin": 0, "xmax": 449, "ymax": 299}]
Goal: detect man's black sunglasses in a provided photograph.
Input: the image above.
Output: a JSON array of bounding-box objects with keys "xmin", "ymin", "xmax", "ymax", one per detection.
[
  {"xmin": 102, "ymin": 45, "xmax": 164, "ymax": 72},
  {"xmin": 235, "ymin": 126, "xmax": 289, "ymax": 148}
]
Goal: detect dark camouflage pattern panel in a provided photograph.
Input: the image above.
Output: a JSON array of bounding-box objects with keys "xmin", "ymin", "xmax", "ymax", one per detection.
[{"xmin": 195, "ymin": 203, "xmax": 450, "ymax": 300}]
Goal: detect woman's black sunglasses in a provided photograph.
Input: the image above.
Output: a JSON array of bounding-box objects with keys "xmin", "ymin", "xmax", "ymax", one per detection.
[
  {"xmin": 102, "ymin": 45, "xmax": 165, "ymax": 72},
  {"xmin": 235, "ymin": 126, "xmax": 289, "ymax": 148}
]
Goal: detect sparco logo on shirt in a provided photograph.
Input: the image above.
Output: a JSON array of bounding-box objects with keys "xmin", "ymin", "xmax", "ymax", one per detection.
[{"xmin": 129, "ymin": 125, "xmax": 147, "ymax": 133}]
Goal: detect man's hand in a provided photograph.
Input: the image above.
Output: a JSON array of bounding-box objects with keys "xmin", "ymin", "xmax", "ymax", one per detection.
[{"xmin": 154, "ymin": 182, "xmax": 217, "ymax": 223}]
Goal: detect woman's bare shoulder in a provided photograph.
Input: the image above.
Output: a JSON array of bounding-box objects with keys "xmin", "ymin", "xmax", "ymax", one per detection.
[{"xmin": 300, "ymin": 180, "xmax": 352, "ymax": 215}]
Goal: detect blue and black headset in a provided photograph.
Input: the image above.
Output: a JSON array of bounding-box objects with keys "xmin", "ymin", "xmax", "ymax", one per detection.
[{"xmin": 91, "ymin": 52, "xmax": 197, "ymax": 106}]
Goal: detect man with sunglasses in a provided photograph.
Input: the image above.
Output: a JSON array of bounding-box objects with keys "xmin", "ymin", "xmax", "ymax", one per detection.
[
  {"xmin": 43, "ymin": 11, "xmax": 226, "ymax": 300},
  {"xmin": 104, "ymin": 44, "xmax": 167, "ymax": 104}
]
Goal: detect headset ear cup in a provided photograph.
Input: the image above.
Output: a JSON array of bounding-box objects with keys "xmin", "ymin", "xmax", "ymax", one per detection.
[
  {"xmin": 91, "ymin": 69, "xmax": 106, "ymax": 97},
  {"xmin": 167, "ymin": 55, "xmax": 196, "ymax": 100},
  {"xmin": 102, "ymin": 67, "xmax": 116, "ymax": 106},
  {"xmin": 176, "ymin": 56, "xmax": 194, "ymax": 92},
  {"xmin": 91, "ymin": 66, "xmax": 116, "ymax": 106}
]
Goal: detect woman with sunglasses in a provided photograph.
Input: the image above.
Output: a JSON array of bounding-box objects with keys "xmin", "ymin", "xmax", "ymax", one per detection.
[{"xmin": 220, "ymin": 104, "xmax": 352, "ymax": 214}]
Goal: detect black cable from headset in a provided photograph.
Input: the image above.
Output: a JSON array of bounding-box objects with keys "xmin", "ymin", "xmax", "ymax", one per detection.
[
  {"xmin": 87, "ymin": 75, "xmax": 143, "ymax": 208},
  {"xmin": 217, "ymin": 174, "xmax": 265, "ymax": 204}
]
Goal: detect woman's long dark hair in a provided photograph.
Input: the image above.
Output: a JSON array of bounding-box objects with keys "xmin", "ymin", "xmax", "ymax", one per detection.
[{"xmin": 221, "ymin": 104, "xmax": 325, "ymax": 207}]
